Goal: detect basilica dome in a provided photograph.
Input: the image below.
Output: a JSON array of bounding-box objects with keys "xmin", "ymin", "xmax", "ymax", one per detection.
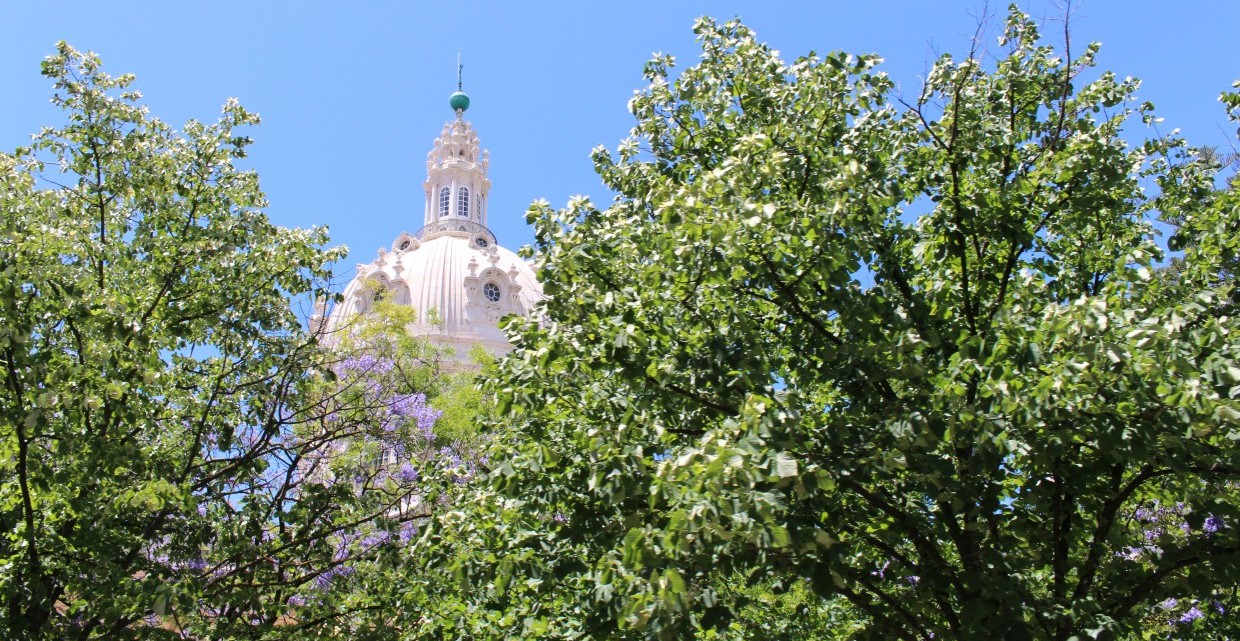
[{"xmin": 320, "ymin": 99, "xmax": 543, "ymax": 357}]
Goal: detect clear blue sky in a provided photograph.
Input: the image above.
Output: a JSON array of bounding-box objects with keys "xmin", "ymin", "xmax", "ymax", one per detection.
[{"xmin": 2, "ymin": 1, "xmax": 1237, "ymax": 271}]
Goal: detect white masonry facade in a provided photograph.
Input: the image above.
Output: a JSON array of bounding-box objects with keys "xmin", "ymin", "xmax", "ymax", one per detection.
[{"xmin": 319, "ymin": 99, "xmax": 544, "ymax": 357}]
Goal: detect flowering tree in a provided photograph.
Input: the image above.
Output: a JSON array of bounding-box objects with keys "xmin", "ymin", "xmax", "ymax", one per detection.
[
  {"xmin": 426, "ymin": 11, "xmax": 1240, "ymax": 641},
  {"xmin": 271, "ymin": 297, "xmax": 495, "ymax": 640},
  {"xmin": 0, "ymin": 44, "xmax": 462, "ymax": 640}
]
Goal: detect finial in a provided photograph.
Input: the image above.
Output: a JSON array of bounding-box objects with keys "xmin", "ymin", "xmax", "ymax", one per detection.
[{"xmin": 449, "ymin": 51, "xmax": 471, "ymax": 115}]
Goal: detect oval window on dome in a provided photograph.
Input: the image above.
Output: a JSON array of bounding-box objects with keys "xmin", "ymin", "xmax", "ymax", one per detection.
[
  {"xmin": 474, "ymin": 236, "xmax": 488, "ymax": 248},
  {"xmin": 398, "ymin": 239, "xmax": 411, "ymax": 251},
  {"xmin": 482, "ymin": 282, "xmax": 502, "ymax": 303}
]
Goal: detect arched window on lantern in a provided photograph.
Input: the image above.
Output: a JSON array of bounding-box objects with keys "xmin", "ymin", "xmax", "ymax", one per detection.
[
  {"xmin": 458, "ymin": 187, "xmax": 470, "ymax": 218},
  {"xmin": 438, "ymin": 187, "xmax": 450, "ymax": 217}
]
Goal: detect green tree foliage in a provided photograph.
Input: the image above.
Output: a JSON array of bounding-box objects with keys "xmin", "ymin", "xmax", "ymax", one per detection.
[
  {"xmin": 0, "ymin": 44, "xmax": 414, "ymax": 639},
  {"xmin": 284, "ymin": 298, "xmax": 497, "ymax": 640},
  {"xmin": 1169, "ymin": 86, "xmax": 1240, "ymax": 289},
  {"xmin": 460, "ymin": 10, "xmax": 1240, "ymax": 640}
]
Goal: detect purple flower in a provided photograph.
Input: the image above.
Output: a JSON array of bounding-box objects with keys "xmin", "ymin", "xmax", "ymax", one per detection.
[
  {"xmin": 336, "ymin": 354, "xmax": 395, "ymax": 375},
  {"xmin": 1204, "ymin": 515, "xmax": 1222, "ymax": 534},
  {"xmin": 1212, "ymin": 600, "xmax": 1225, "ymax": 615},
  {"xmin": 1161, "ymin": 598, "xmax": 1179, "ymax": 610},
  {"xmin": 439, "ymin": 446, "xmax": 463, "ymax": 468},
  {"xmin": 360, "ymin": 531, "xmax": 392, "ymax": 549},
  {"xmin": 314, "ymin": 564, "xmax": 356, "ymax": 590},
  {"xmin": 1178, "ymin": 606, "xmax": 1204, "ymax": 624},
  {"xmin": 383, "ymin": 393, "xmax": 441, "ymax": 441},
  {"xmin": 287, "ymin": 595, "xmax": 305, "ymax": 607},
  {"xmin": 397, "ymin": 463, "xmax": 419, "ymax": 483}
]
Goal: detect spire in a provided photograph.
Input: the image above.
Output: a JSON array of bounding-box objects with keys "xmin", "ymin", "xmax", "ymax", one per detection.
[{"xmin": 449, "ymin": 50, "xmax": 470, "ymax": 115}]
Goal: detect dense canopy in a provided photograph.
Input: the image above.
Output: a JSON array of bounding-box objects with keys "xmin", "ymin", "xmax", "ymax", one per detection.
[
  {"xmin": 432, "ymin": 10, "xmax": 1240, "ymax": 640},
  {"xmin": 3, "ymin": 8, "xmax": 1239, "ymax": 641}
]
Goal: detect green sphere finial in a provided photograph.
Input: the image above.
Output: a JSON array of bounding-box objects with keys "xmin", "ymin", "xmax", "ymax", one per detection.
[{"xmin": 450, "ymin": 50, "xmax": 469, "ymax": 114}]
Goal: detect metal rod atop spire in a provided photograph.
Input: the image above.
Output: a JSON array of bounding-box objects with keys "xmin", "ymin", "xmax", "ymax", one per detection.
[{"xmin": 448, "ymin": 50, "xmax": 471, "ymax": 115}]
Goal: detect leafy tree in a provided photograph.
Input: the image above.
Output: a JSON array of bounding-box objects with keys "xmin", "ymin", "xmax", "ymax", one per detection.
[
  {"xmin": 455, "ymin": 10, "xmax": 1240, "ymax": 640},
  {"xmin": 1165, "ymin": 89, "xmax": 1240, "ymax": 290},
  {"xmin": 0, "ymin": 44, "xmax": 429, "ymax": 640},
  {"xmin": 280, "ymin": 297, "xmax": 499, "ymax": 640}
]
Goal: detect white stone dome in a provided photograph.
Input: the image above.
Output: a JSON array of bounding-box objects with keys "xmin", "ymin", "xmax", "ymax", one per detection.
[{"xmin": 319, "ymin": 114, "xmax": 544, "ymax": 357}]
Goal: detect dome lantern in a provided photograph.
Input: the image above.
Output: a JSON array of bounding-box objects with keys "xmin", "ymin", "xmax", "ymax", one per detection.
[{"xmin": 321, "ymin": 58, "xmax": 541, "ymax": 361}]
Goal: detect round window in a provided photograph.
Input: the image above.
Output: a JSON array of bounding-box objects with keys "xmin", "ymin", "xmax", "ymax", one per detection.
[
  {"xmin": 482, "ymin": 282, "xmax": 502, "ymax": 303},
  {"xmin": 474, "ymin": 236, "xmax": 489, "ymax": 248},
  {"xmin": 398, "ymin": 239, "xmax": 411, "ymax": 251}
]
